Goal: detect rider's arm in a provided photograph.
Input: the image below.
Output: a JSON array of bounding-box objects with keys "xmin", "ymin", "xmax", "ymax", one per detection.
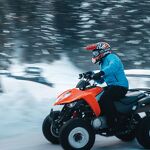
[{"xmin": 101, "ymin": 54, "xmax": 121, "ymax": 76}]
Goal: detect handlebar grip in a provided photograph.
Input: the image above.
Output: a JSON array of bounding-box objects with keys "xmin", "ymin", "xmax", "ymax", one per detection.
[{"xmin": 79, "ymin": 74, "xmax": 83, "ymax": 79}]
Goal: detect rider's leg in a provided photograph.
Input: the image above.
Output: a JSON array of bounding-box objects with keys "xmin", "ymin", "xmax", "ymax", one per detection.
[{"xmin": 99, "ymin": 86, "xmax": 128, "ymax": 128}]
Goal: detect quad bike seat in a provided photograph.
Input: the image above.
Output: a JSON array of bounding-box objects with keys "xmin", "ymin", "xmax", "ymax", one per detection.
[
  {"xmin": 115, "ymin": 91, "xmax": 146, "ymax": 114},
  {"xmin": 119, "ymin": 91, "xmax": 146, "ymax": 105}
]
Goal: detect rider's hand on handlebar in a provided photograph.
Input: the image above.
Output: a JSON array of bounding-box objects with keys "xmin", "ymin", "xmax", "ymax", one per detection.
[
  {"xmin": 79, "ymin": 71, "xmax": 104, "ymax": 80},
  {"xmin": 79, "ymin": 71, "xmax": 93, "ymax": 79},
  {"xmin": 84, "ymin": 71, "xmax": 93, "ymax": 79},
  {"xmin": 92, "ymin": 71, "xmax": 105, "ymax": 80}
]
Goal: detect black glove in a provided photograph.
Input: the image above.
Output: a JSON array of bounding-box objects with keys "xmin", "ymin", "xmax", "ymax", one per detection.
[
  {"xmin": 79, "ymin": 73, "xmax": 83, "ymax": 79},
  {"xmin": 79, "ymin": 71, "xmax": 93, "ymax": 79},
  {"xmin": 83, "ymin": 71, "xmax": 93, "ymax": 79},
  {"xmin": 93, "ymin": 71, "xmax": 105, "ymax": 80}
]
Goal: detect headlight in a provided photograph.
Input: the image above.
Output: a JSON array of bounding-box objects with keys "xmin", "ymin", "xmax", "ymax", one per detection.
[
  {"xmin": 67, "ymin": 101, "xmax": 77, "ymax": 108},
  {"xmin": 52, "ymin": 105, "xmax": 64, "ymax": 111}
]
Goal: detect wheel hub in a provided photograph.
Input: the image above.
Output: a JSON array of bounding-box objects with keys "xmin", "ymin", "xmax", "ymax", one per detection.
[
  {"xmin": 73, "ymin": 133, "xmax": 83, "ymax": 142},
  {"xmin": 50, "ymin": 121, "xmax": 60, "ymax": 138},
  {"xmin": 68, "ymin": 127, "xmax": 89, "ymax": 149}
]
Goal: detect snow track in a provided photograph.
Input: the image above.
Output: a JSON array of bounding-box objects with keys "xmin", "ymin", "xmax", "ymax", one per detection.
[{"xmin": 0, "ymin": 56, "xmax": 149, "ymax": 149}]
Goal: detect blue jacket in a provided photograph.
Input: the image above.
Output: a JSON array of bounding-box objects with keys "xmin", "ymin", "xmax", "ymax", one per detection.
[{"xmin": 100, "ymin": 53, "xmax": 129, "ymax": 88}]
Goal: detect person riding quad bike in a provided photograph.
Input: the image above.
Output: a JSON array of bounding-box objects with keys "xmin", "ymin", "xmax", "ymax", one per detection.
[
  {"xmin": 85, "ymin": 41, "xmax": 129, "ymax": 130},
  {"xmin": 42, "ymin": 42, "xmax": 150, "ymax": 149}
]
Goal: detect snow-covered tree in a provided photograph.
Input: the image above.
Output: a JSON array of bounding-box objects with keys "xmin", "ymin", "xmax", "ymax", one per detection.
[
  {"xmin": 0, "ymin": 53, "xmax": 12, "ymax": 70},
  {"xmin": 0, "ymin": 53, "xmax": 12, "ymax": 93}
]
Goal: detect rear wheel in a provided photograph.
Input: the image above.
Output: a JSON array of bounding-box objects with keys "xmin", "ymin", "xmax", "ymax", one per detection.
[
  {"xmin": 59, "ymin": 118, "xmax": 95, "ymax": 150},
  {"xmin": 42, "ymin": 112, "xmax": 60, "ymax": 144},
  {"xmin": 136, "ymin": 116, "xmax": 150, "ymax": 149},
  {"xmin": 116, "ymin": 114, "xmax": 141, "ymax": 142}
]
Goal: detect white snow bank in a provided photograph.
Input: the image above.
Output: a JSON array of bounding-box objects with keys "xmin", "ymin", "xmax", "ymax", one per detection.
[
  {"xmin": 125, "ymin": 69, "xmax": 150, "ymax": 89},
  {"xmin": 0, "ymin": 55, "xmax": 82, "ymax": 139}
]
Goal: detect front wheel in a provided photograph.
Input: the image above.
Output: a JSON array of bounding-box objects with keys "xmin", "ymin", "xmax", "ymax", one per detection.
[
  {"xmin": 59, "ymin": 118, "xmax": 95, "ymax": 150},
  {"xmin": 136, "ymin": 116, "xmax": 150, "ymax": 149},
  {"xmin": 42, "ymin": 114, "xmax": 59, "ymax": 144}
]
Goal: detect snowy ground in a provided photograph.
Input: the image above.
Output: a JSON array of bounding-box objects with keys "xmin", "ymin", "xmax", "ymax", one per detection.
[
  {"xmin": 0, "ymin": 132, "xmax": 142, "ymax": 150},
  {"xmin": 0, "ymin": 55, "xmax": 149, "ymax": 150}
]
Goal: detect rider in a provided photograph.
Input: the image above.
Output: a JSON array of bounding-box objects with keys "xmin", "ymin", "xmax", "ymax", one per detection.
[{"xmin": 85, "ymin": 41, "xmax": 129, "ymax": 130}]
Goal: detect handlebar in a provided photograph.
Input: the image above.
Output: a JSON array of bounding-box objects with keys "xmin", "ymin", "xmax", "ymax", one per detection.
[
  {"xmin": 79, "ymin": 72, "xmax": 93, "ymax": 80},
  {"xmin": 79, "ymin": 71, "xmax": 105, "ymax": 83},
  {"xmin": 78, "ymin": 72, "xmax": 107, "ymax": 88}
]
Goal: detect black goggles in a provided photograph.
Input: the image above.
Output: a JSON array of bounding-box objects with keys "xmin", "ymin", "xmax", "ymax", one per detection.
[{"xmin": 92, "ymin": 50, "xmax": 101, "ymax": 57}]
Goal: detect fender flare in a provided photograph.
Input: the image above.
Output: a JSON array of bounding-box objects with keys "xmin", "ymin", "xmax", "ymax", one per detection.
[{"xmin": 82, "ymin": 94, "xmax": 101, "ymax": 117}]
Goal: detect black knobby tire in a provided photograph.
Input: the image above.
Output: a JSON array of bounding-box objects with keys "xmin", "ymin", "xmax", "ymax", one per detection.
[
  {"xmin": 59, "ymin": 118, "xmax": 95, "ymax": 150},
  {"xmin": 136, "ymin": 116, "xmax": 150, "ymax": 149},
  {"xmin": 116, "ymin": 114, "xmax": 141, "ymax": 142},
  {"xmin": 42, "ymin": 114, "xmax": 59, "ymax": 144}
]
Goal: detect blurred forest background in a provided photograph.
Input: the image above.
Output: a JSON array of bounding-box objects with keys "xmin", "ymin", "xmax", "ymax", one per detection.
[{"xmin": 0, "ymin": 0, "xmax": 150, "ymax": 70}]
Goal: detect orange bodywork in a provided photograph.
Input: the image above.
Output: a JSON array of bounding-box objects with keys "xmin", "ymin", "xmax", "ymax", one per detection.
[{"xmin": 54, "ymin": 87, "xmax": 103, "ymax": 117}]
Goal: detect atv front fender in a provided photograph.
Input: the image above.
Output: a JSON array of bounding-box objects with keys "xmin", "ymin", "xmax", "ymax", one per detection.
[
  {"xmin": 54, "ymin": 88, "xmax": 102, "ymax": 117},
  {"xmin": 82, "ymin": 94, "xmax": 101, "ymax": 117}
]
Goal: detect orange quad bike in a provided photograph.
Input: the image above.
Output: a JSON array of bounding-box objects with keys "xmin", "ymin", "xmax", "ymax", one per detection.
[{"xmin": 42, "ymin": 72, "xmax": 150, "ymax": 150}]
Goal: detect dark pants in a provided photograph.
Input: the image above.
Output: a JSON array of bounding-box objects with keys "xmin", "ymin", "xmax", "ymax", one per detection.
[{"xmin": 99, "ymin": 85, "xmax": 128, "ymax": 128}]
